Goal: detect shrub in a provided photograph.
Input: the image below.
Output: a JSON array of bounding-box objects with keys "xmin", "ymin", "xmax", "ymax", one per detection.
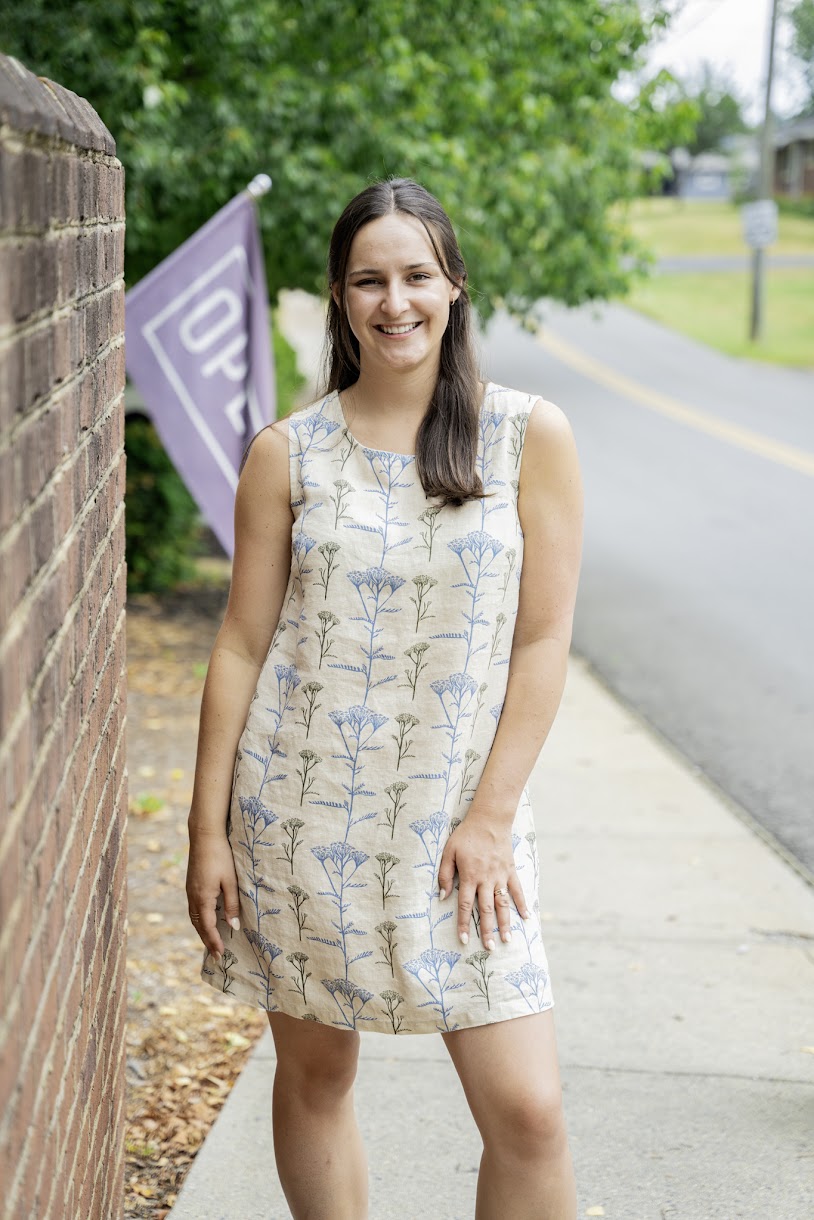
[
  {"xmin": 124, "ymin": 414, "xmax": 204, "ymax": 594},
  {"xmin": 775, "ymin": 195, "xmax": 814, "ymax": 220}
]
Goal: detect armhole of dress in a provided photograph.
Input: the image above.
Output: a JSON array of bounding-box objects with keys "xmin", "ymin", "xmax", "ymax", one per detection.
[
  {"xmin": 238, "ymin": 417, "xmax": 301, "ymax": 518},
  {"xmin": 515, "ymin": 393, "xmax": 548, "ymax": 485},
  {"xmin": 286, "ymin": 415, "xmax": 300, "ymax": 514}
]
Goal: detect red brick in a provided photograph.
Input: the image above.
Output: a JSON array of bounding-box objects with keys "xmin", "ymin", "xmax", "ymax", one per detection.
[
  {"xmin": 0, "ymin": 444, "xmax": 13, "ymax": 532},
  {"xmin": 29, "ymin": 492, "xmax": 55, "ymax": 571},
  {"xmin": 52, "ymin": 153, "xmax": 80, "ymax": 226},
  {"xmin": 0, "ymin": 143, "xmax": 21, "ymax": 229},
  {"xmin": 32, "ymin": 319, "xmax": 56, "ymax": 397},
  {"xmin": 19, "ymin": 146, "xmax": 50, "ymax": 231},
  {"xmin": 112, "ymin": 223, "xmax": 125, "ymax": 272},
  {"xmin": 19, "ymin": 1138, "xmax": 42, "ymax": 1219},
  {"xmin": 56, "ymin": 231, "xmax": 80, "ymax": 308},
  {"xmin": 3, "ymin": 105, "xmax": 126, "ymax": 1220},
  {"xmin": 8, "ymin": 704, "xmax": 33, "ymax": 813},
  {"xmin": 77, "ymin": 158, "xmax": 97, "ymax": 224},
  {"xmin": 0, "ymin": 333, "xmax": 24, "ymax": 430},
  {"xmin": 6, "ymin": 237, "xmax": 59, "ymax": 325}
]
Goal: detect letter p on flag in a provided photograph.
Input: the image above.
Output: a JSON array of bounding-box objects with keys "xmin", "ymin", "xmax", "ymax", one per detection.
[{"xmin": 124, "ymin": 182, "xmax": 276, "ymax": 557}]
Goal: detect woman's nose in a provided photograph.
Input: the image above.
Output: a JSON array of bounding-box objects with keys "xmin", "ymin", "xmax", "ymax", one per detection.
[{"xmin": 381, "ymin": 281, "xmax": 408, "ymax": 315}]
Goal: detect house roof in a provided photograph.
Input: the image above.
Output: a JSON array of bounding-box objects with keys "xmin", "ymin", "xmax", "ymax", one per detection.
[
  {"xmin": 688, "ymin": 152, "xmax": 732, "ymax": 173},
  {"xmin": 773, "ymin": 116, "xmax": 814, "ymax": 148}
]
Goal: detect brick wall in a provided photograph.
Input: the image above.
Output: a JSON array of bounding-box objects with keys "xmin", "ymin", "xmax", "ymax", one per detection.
[{"xmin": 0, "ymin": 54, "xmax": 128, "ymax": 1219}]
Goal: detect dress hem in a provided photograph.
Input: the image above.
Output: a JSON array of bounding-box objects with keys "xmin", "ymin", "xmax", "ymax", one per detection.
[{"xmin": 199, "ymin": 965, "xmax": 554, "ymax": 1035}]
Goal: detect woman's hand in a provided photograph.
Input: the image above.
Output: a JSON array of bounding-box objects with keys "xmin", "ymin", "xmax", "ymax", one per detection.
[
  {"xmin": 185, "ymin": 828, "xmax": 241, "ymax": 962},
  {"xmin": 437, "ymin": 812, "xmax": 530, "ymax": 951}
]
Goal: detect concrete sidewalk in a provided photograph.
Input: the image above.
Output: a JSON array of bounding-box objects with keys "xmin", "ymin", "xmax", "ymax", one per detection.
[{"xmin": 169, "ymin": 655, "xmax": 814, "ymax": 1220}]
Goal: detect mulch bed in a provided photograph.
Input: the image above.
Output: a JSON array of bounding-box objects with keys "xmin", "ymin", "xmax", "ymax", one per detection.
[{"xmin": 124, "ymin": 566, "xmax": 268, "ymax": 1217}]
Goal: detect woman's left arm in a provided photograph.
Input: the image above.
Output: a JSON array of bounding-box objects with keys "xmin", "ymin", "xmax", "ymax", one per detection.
[{"xmin": 437, "ymin": 398, "xmax": 584, "ymax": 948}]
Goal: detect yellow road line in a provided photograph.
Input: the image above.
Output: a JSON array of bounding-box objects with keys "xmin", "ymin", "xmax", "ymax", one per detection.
[{"xmin": 537, "ymin": 328, "xmax": 814, "ymax": 479}]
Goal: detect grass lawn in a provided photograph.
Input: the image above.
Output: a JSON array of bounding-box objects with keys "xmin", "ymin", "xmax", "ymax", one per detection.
[
  {"xmin": 614, "ymin": 199, "xmax": 814, "ymax": 367},
  {"xmin": 620, "ymin": 197, "xmax": 814, "ymax": 258},
  {"xmin": 624, "ymin": 269, "xmax": 814, "ymax": 368}
]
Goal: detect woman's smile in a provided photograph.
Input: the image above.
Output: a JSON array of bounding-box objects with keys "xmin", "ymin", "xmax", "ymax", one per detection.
[{"xmin": 375, "ymin": 321, "xmax": 423, "ymax": 336}]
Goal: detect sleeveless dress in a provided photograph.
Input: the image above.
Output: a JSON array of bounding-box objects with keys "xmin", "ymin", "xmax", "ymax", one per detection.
[{"xmin": 201, "ymin": 381, "xmax": 555, "ymax": 1033}]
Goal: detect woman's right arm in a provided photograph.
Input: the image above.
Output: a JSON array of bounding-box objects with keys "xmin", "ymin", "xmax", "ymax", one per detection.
[{"xmin": 185, "ymin": 418, "xmax": 293, "ymax": 959}]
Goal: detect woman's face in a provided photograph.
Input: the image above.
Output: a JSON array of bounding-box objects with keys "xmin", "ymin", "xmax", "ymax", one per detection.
[{"xmin": 334, "ymin": 212, "xmax": 460, "ymax": 377}]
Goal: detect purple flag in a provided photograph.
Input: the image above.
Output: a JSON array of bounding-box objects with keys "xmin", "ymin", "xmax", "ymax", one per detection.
[{"xmin": 125, "ymin": 190, "xmax": 275, "ymax": 556}]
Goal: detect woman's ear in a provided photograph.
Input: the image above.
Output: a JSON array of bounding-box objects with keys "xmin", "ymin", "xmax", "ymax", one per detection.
[{"xmin": 331, "ymin": 282, "xmax": 342, "ymax": 310}]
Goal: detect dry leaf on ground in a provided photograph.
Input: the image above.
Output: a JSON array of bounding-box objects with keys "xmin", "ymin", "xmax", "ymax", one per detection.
[{"xmin": 124, "ymin": 581, "xmax": 267, "ymax": 1219}]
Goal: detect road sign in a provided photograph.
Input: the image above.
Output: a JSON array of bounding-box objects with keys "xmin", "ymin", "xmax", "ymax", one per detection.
[{"xmin": 742, "ymin": 199, "xmax": 778, "ymax": 250}]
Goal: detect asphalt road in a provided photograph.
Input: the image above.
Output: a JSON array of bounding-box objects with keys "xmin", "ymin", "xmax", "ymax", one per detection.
[
  {"xmin": 481, "ymin": 301, "xmax": 814, "ymax": 880},
  {"xmin": 656, "ymin": 254, "xmax": 814, "ymax": 272}
]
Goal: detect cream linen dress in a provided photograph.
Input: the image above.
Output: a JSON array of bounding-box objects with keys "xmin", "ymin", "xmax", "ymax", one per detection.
[{"xmin": 201, "ymin": 381, "xmax": 555, "ymax": 1033}]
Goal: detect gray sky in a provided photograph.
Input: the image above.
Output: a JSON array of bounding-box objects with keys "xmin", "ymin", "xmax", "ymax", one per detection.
[{"xmin": 642, "ymin": 0, "xmax": 807, "ymax": 122}]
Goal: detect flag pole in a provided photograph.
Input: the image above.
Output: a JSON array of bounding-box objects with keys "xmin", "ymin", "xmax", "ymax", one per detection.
[{"xmin": 245, "ymin": 173, "xmax": 273, "ymax": 199}]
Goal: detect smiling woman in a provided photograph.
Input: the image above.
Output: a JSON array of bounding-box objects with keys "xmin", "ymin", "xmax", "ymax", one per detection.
[
  {"xmin": 186, "ymin": 177, "xmax": 583, "ymax": 1220},
  {"xmin": 333, "ymin": 215, "xmax": 463, "ymax": 456},
  {"xmin": 321, "ymin": 180, "xmax": 481, "ymax": 503}
]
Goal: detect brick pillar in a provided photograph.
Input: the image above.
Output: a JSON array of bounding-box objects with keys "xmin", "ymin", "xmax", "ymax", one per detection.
[{"xmin": 0, "ymin": 54, "xmax": 128, "ymax": 1220}]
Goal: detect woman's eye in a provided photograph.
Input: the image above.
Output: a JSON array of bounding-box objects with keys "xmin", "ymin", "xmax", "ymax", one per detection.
[{"xmin": 352, "ymin": 273, "xmax": 431, "ymax": 287}]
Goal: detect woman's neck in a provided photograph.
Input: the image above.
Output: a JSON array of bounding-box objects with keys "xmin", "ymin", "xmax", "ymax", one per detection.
[{"xmin": 347, "ymin": 363, "xmax": 439, "ymax": 421}]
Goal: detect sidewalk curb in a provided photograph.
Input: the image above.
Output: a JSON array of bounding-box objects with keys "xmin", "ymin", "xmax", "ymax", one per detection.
[{"xmin": 573, "ymin": 648, "xmax": 814, "ymax": 893}]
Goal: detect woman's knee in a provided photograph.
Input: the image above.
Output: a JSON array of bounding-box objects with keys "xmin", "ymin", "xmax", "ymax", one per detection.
[
  {"xmin": 269, "ymin": 1012, "xmax": 360, "ymax": 1100},
  {"xmin": 482, "ymin": 1084, "xmax": 569, "ymax": 1161}
]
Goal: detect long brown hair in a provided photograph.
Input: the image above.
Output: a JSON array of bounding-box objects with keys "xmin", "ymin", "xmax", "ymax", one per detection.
[{"xmin": 322, "ymin": 178, "xmax": 487, "ymax": 508}]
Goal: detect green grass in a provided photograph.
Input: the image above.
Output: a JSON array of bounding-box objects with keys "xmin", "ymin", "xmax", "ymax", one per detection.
[
  {"xmin": 614, "ymin": 199, "xmax": 814, "ymax": 367},
  {"xmin": 625, "ymin": 269, "xmax": 814, "ymax": 368},
  {"xmin": 620, "ymin": 197, "xmax": 814, "ymax": 258}
]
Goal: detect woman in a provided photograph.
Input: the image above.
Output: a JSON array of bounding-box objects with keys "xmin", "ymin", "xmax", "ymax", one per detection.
[{"xmin": 186, "ymin": 177, "xmax": 583, "ymax": 1219}]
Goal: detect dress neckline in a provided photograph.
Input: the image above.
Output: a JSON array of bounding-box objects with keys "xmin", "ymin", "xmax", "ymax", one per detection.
[{"xmin": 332, "ymin": 382, "xmax": 493, "ymax": 459}]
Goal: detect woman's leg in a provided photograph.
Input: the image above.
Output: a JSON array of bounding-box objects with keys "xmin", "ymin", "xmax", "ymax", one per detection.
[
  {"xmin": 441, "ymin": 1009, "xmax": 576, "ymax": 1220},
  {"xmin": 267, "ymin": 1011, "xmax": 368, "ymax": 1220}
]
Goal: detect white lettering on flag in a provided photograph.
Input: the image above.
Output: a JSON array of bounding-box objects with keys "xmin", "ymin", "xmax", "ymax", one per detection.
[{"xmin": 142, "ymin": 246, "xmax": 258, "ymax": 488}]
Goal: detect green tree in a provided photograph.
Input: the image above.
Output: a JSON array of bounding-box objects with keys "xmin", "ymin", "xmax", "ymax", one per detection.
[
  {"xmin": 3, "ymin": 0, "xmax": 697, "ymax": 592},
  {"xmin": 3, "ymin": 0, "xmax": 695, "ymax": 315},
  {"xmin": 683, "ymin": 63, "xmax": 747, "ymax": 155},
  {"xmin": 790, "ymin": 0, "xmax": 814, "ymax": 113},
  {"xmin": 123, "ymin": 415, "xmax": 202, "ymax": 592}
]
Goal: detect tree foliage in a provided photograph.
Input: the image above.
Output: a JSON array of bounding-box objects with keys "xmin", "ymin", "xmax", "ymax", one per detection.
[
  {"xmin": 790, "ymin": 0, "xmax": 814, "ymax": 113},
  {"xmin": 3, "ymin": 0, "xmax": 695, "ymax": 317},
  {"xmin": 123, "ymin": 415, "xmax": 203, "ymax": 592},
  {"xmin": 682, "ymin": 64, "xmax": 747, "ymax": 155}
]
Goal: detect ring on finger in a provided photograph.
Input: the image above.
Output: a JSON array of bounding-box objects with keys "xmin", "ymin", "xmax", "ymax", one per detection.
[{"xmin": 494, "ymin": 887, "xmax": 509, "ymax": 897}]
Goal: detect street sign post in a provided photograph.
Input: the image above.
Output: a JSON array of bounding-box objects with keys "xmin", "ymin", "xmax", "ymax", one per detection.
[{"xmin": 742, "ymin": 199, "xmax": 778, "ymax": 250}]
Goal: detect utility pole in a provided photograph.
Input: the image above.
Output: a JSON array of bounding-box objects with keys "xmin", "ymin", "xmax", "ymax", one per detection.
[{"xmin": 749, "ymin": 0, "xmax": 780, "ymax": 342}]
